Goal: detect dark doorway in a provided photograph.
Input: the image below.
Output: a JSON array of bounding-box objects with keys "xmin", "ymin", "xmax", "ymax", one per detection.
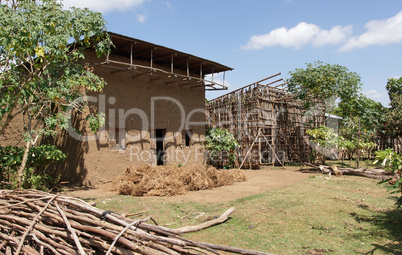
[{"xmin": 156, "ymin": 129, "xmax": 165, "ymax": 166}]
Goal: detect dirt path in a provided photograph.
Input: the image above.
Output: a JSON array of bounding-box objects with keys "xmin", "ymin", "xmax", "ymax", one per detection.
[
  {"xmin": 166, "ymin": 166, "xmax": 310, "ymax": 203},
  {"xmin": 63, "ymin": 166, "xmax": 311, "ymax": 203}
]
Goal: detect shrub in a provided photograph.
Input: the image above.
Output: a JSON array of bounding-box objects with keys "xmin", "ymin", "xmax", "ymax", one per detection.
[
  {"xmin": 374, "ymin": 149, "xmax": 402, "ymax": 208},
  {"xmin": 0, "ymin": 145, "xmax": 65, "ymax": 190},
  {"xmin": 205, "ymin": 127, "xmax": 239, "ymax": 169}
]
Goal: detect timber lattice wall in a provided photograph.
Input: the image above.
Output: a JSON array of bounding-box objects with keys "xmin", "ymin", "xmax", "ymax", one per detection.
[{"xmin": 206, "ymin": 73, "xmax": 320, "ymax": 168}]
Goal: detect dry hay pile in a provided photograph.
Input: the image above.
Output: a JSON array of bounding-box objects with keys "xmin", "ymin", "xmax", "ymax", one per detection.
[
  {"xmin": 113, "ymin": 164, "xmax": 247, "ymax": 196},
  {"xmin": 0, "ymin": 189, "xmax": 271, "ymax": 255}
]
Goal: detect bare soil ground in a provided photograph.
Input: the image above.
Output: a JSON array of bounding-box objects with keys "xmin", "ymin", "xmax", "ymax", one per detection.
[{"xmin": 62, "ymin": 166, "xmax": 310, "ymax": 203}]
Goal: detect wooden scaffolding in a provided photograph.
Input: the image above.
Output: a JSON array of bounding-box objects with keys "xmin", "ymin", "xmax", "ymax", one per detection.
[{"xmin": 206, "ymin": 73, "xmax": 318, "ymax": 168}]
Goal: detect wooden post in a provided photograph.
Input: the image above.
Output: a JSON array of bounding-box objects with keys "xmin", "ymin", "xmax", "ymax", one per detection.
[
  {"xmin": 271, "ymin": 103, "xmax": 276, "ymax": 165},
  {"xmin": 200, "ymin": 63, "xmax": 203, "ymax": 79},
  {"xmin": 150, "ymin": 48, "xmax": 153, "ymax": 69},
  {"xmin": 171, "ymin": 53, "xmax": 174, "ymax": 73},
  {"xmin": 186, "ymin": 59, "xmax": 189, "ymax": 77},
  {"xmin": 130, "ymin": 43, "xmax": 133, "ymax": 66},
  {"xmin": 211, "ymin": 66, "xmax": 214, "ymax": 83},
  {"xmin": 223, "ymin": 71, "xmax": 225, "ymax": 87}
]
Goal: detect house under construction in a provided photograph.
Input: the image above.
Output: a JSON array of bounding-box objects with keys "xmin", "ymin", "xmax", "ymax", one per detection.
[{"xmin": 206, "ymin": 73, "xmax": 320, "ymax": 168}]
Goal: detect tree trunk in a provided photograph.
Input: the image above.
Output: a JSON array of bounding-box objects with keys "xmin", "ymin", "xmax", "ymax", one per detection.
[
  {"xmin": 349, "ymin": 152, "xmax": 353, "ymax": 167},
  {"xmin": 17, "ymin": 141, "xmax": 31, "ymax": 188},
  {"xmin": 317, "ymin": 165, "xmax": 395, "ymax": 180},
  {"xmin": 341, "ymin": 151, "xmax": 344, "ymax": 166},
  {"xmin": 321, "ymin": 103, "xmax": 326, "ymax": 127}
]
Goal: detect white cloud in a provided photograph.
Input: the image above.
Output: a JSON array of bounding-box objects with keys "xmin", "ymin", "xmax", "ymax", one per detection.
[
  {"xmin": 61, "ymin": 0, "xmax": 146, "ymax": 13},
  {"xmin": 137, "ymin": 14, "xmax": 147, "ymax": 23},
  {"xmin": 242, "ymin": 22, "xmax": 352, "ymax": 50},
  {"xmin": 243, "ymin": 11, "xmax": 402, "ymax": 51},
  {"xmin": 313, "ymin": 25, "xmax": 353, "ymax": 47},
  {"xmin": 364, "ymin": 89, "xmax": 383, "ymax": 99},
  {"xmin": 166, "ymin": 0, "xmax": 172, "ymax": 9},
  {"xmin": 340, "ymin": 11, "xmax": 402, "ymax": 51}
]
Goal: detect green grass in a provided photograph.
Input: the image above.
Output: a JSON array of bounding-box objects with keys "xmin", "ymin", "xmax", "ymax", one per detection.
[{"xmin": 87, "ymin": 173, "xmax": 401, "ymax": 255}]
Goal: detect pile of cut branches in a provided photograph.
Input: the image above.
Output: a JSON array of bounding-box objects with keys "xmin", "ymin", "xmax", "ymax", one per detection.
[
  {"xmin": 0, "ymin": 189, "xmax": 271, "ymax": 255},
  {"xmin": 113, "ymin": 164, "xmax": 247, "ymax": 196}
]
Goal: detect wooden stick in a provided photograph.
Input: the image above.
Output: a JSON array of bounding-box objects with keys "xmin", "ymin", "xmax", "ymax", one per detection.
[
  {"xmin": 0, "ymin": 190, "xmax": 271, "ymax": 254},
  {"xmin": 0, "ymin": 195, "xmax": 52, "ymax": 210},
  {"xmin": 260, "ymin": 131, "xmax": 285, "ymax": 168},
  {"xmin": 106, "ymin": 216, "xmax": 150, "ymax": 255},
  {"xmin": 0, "ymin": 231, "xmax": 14, "ymax": 250},
  {"xmin": 173, "ymin": 207, "xmax": 235, "ymax": 234},
  {"xmin": 30, "ymin": 233, "xmax": 62, "ymax": 255},
  {"xmin": 54, "ymin": 200, "xmax": 86, "ymax": 255},
  {"xmin": 15, "ymin": 194, "xmax": 58, "ymax": 255},
  {"xmin": 197, "ymin": 242, "xmax": 276, "ymax": 255},
  {"xmin": 0, "ymin": 232, "xmax": 40, "ymax": 255},
  {"xmin": 240, "ymin": 138, "xmax": 257, "ymax": 169}
]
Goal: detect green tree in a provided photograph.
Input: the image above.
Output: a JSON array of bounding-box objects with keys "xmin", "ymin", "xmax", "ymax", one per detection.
[
  {"xmin": 335, "ymin": 94, "xmax": 385, "ymax": 137},
  {"xmin": 384, "ymin": 94, "xmax": 402, "ymax": 138},
  {"xmin": 0, "ymin": 0, "xmax": 111, "ymax": 187},
  {"xmin": 386, "ymin": 77, "xmax": 402, "ymax": 102},
  {"xmin": 287, "ymin": 61, "xmax": 362, "ymax": 126},
  {"xmin": 205, "ymin": 127, "xmax": 239, "ymax": 169},
  {"xmin": 334, "ymin": 95, "xmax": 385, "ymax": 162},
  {"xmin": 306, "ymin": 126, "xmax": 340, "ymax": 164},
  {"xmin": 384, "ymin": 78, "xmax": 402, "ymax": 139}
]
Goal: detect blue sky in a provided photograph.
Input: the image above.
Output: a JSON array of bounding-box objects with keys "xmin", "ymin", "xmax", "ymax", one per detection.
[{"xmin": 63, "ymin": 0, "xmax": 402, "ymax": 106}]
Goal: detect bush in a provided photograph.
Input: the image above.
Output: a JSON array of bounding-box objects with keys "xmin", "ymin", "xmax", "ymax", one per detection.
[
  {"xmin": 205, "ymin": 127, "xmax": 239, "ymax": 169},
  {"xmin": 0, "ymin": 145, "xmax": 65, "ymax": 190},
  {"xmin": 306, "ymin": 126, "xmax": 339, "ymax": 163},
  {"xmin": 374, "ymin": 149, "xmax": 402, "ymax": 208}
]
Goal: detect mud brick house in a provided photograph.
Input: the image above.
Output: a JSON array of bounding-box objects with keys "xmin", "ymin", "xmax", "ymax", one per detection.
[
  {"xmin": 77, "ymin": 32, "xmax": 232, "ymax": 184},
  {"xmin": 1, "ymin": 32, "xmax": 232, "ymax": 185}
]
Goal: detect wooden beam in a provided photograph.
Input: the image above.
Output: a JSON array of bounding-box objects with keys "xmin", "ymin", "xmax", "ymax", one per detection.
[
  {"xmin": 93, "ymin": 60, "xmax": 227, "ymax": 89},
  {"xmin": 262, "ymin": 78, "xmax": 283, "ymax": 86},
  {"xmin": 274, "ymin": 82, "xmax": 287, "ymax": 88},
  {"xmin": 151, "ymin": 52, "xmax": 176, "ymax": 62},
  {"xmin": 254, "ymin": 73, "xmax": 281, "ymax": 85},
  {"xmin": 131, "ymin": 46, "xmax": 154, "ymax": 58}
]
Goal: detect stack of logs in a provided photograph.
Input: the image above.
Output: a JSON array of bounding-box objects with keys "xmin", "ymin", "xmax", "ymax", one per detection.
[{"xmin": 0, "ymin": 189, "xmax": 271, "ymax": 255}]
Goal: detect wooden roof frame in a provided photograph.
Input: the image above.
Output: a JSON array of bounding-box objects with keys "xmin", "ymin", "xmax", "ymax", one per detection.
[
  {"xmin": 210, "ymin": 73, "xmax": 289, "ymax": 101},
  {"xmin": 93, "ymin": 32, "xmax": 233, "ymax": 90}
]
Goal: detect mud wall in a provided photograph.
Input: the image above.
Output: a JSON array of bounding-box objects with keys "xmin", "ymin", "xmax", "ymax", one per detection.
[
  {"xmin": 58, "ymin": 50, "xmax": 207, "ymax": 186},
  {"xmin": 1, "ymin": 50, "xmax": 208, "ymax": 186}
]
